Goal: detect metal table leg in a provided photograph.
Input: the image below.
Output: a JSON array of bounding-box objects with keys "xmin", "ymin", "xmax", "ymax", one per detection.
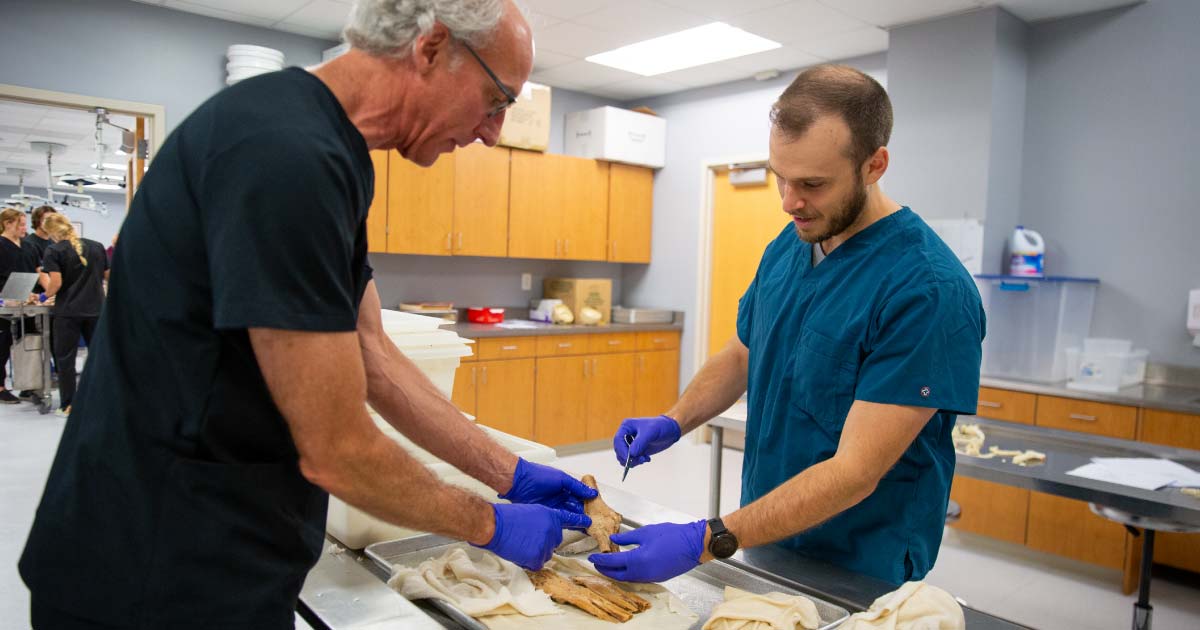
[
  {"xmin": 709, "ymin": 425, "xmax": 724, "ymax": 518},
  {"xmin": 1133, "ymin": 528, "xmax": 1154, "ymax": 630}
]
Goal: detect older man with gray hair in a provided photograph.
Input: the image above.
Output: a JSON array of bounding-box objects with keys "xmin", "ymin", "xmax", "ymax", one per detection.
[{"xmin": 20, "ymin": 1, "xmax": 596, "ymax": 628}]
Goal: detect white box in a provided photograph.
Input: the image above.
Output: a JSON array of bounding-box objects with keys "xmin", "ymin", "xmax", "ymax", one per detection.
[
  {"xmin": 564, "ymin": 106, "xmax": 666, "ymax": 169},
  {"xmin": 1066, "ymin": 348, "xmax": 1148, "ymax": 393}
]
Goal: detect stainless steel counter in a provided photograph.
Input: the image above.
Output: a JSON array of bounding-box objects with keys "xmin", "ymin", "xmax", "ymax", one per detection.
[
  {"xmin": 980, "ymin": 375, "xmax": 1200, "ymax": 416},
  {"xmin": 301, "ymin": 482, "xmax": 1028, "ymax": 629}
]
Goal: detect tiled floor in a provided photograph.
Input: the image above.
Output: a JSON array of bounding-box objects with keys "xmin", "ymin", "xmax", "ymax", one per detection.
[{"xmin": 4, "ymin": 408, "xmax": 1198, "ymax": 629}]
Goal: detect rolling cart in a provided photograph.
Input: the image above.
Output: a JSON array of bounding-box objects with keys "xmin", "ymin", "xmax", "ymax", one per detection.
[{"xmin": 1, "ymin": 304, "xmax": 54, "ymax": 414}]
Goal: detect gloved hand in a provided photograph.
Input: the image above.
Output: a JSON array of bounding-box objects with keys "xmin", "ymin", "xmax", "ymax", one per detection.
[
  {"xmin": 478, "ymin": 503, "xmax": 592, "ymax": 570},
  {"xmin": 588, "ymin": 520, "xmax": 706, "ymax": 583},
  {"xmin": 613, "ymin": 415, "xmax": 682, "ymax": 468},
  {"xmin": 499, "ymin": 458, "xmax": 597, "ymax": 516}
]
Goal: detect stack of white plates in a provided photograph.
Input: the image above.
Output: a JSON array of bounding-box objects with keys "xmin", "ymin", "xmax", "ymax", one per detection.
[{"xmin": 226, "ymin": 44, "xmax": 284, "ymax": 85}]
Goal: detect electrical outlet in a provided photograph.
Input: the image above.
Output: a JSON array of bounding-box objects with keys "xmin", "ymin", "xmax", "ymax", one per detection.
[{"xmin": 521, "ymin": 273, "xmax": 532, "ymax": 291}]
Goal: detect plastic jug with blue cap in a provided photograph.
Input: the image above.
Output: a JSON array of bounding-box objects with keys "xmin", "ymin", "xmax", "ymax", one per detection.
[{"xmin": 1009, "ymin": 226, "xmax": 1044, "ymax": 277}]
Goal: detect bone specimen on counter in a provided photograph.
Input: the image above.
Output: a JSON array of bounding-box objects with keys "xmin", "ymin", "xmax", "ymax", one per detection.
[
  {"xmin": 527, "ymin": 568, "xmax": 635, "ymax": 622},
  {"xmin": 581, "ymin": 474, "xmax": 622, "ymax": 553},
  {"xmin": 572, "ymin": 575, "xmax": 652, "ymax": 614},
  {"xmin": 702, "ymin": 586, "xmax": 821, "ymax": 630},
  {"xmin": 952, "ymin": 424, "xmax": 1046, "ymax": 466}
]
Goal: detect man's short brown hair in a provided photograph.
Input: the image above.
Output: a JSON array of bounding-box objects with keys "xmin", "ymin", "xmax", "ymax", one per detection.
[
  {"xmin": 31, "ymin": 205, "xmax": 56, "ymax": 231},
  {"xmin": 770, "ymin": 64, "xmax": 893, "ymax": 167}
]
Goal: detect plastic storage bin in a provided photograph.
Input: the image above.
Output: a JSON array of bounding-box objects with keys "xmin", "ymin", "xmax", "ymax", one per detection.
[
  {"xmin": 976, "ymin": 275, "xmax": 1099, "ymax": 383},
  {"xmin": 381, "ymin": 310, "xmax": 474, "ymax": 398},
  {"xmin": 1065, "ymin": 341, "xmax": 1148, "ymax": 393},
  {"xmin": 326, "ymin": 417, "xmax": 557, "ymax": 548}
]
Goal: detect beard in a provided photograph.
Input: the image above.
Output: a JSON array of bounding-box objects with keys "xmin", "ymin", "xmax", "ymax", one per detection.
[{"xmin": 793, "ymin": 172, "xmax": 868, "ymax": 244}]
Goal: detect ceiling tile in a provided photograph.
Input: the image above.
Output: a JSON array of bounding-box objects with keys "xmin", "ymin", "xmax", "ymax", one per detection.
[
  {"xmin": 589, "ymin": 77, "xmax": 690, "ymax": 102},
  {"xmin": 531, "ymin": 59, "xmax": 641, "ymax": 89},
  {"xmin": 729, "ymin": 0, "xmax": 869, "ymax": 46},
  {"xmin": 162, "ymin": 0, "xmax": 276, "ymax": 27},
  {"xmin": 657, "ymin": 0, "xmax": 793, "ymax": 21},
  {"xmin": 528, "ymin": 72, "xmax": 593, "ymax": 93},
  {"xmin": 172, "ymin": 0, "xmax": 306, "ymax": 22},
  {"xmin": 727, "ymin": 45, "xmax": 826, "ymax": 75},
  {"xmin": 272, "ymin": 21, "xmax": 335, "ymax": 40},
  {"xmin": 793, "ymin": 26, "xmax": 888, "ymax": 61},
  {"xmin": 533, "ymin": 21, "xmax": 637, "ymax": 58},
  {"xmin": 817, "ymin": 0, "xmax": 983, "ymax": 28},
  {"xmin": 570, "ymin": 0, "xmax": 710, "ymax": 43},
  {"xmin": 277, "ymin": 0, "xmax": 350, "ymax": 39},
  {"xmin": 532, "ymin": 48, "xmax": 579, "ymax": 72},
  {"xmin": 519, "ymin": 0, "xmax": 609, "ymax": 21},
  {"xmin": 524, "ymin": 9, "xmax": 562, "ymax": 32},
  {"xmin": 656, "ymin": 59, "xmax": 762, "ymax": 88}
]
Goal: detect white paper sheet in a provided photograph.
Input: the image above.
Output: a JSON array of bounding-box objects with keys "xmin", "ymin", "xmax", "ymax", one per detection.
[{"xmin": 1066, "ymin": 457, "xmax": 1200, "ymax": 491}]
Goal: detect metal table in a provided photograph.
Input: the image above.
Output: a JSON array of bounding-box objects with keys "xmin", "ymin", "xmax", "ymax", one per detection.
[
  {"xmin": 300, "ymin": 483, "xmax": 1028, "ymax": 629},
  {"xmin": 0, "ymin": 304, "xmax": 54, "ymax": 414}
]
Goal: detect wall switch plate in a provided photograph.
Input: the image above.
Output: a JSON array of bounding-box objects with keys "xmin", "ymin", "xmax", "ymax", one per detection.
[{"xmin": 521, "ymin": 273, "xmax": 532, "ymax": 291}]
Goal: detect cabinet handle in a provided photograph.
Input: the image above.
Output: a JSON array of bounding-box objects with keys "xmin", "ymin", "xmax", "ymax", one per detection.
[
  {"xmin": 639, "ymin": 355, "xmax": 645, "ymax": 371},
  {"xmin": 564, "ymin": 239, "xmax": 570, "ymax": 256},
  {"xmin": 501, "ymin": 344, "xmax": 518, "ymax": 351},
  {"xmin": 584, "ymin": 359, "xmax": 590, "ymax": 378},
  {"xmin": 470, "ymin": 366, "xmax": 476, "ymax": 387},
  {"xmin": 554, "ymin": 239, "xmax": 561, "ymax": 256},
  {"xmin": 978, "ymin": 401, "xmax": 1002, "ymax": 409},
  {"xmin": 608, "ymin": 340, "xmax": 621, "ymax": 345},
  {"xmin": 1068, "ymin": 413, "xmax": 1097, "ymax": 422},
  {"xmin": 445, "ymin": 233, "xmax": 452, "ymax": 251},
  {"xmin": 481, "ymin": 366, "xmax": 488, "ymax": 385},
  {"xmin": 457, "ymin": 232, "xmax": 463, "ymax": 250},
  {"xmin": 558, "ymin": 342, "xmax": 572, "ymax": 348},
  {"xmin": 610, "ymin": 240, "xmax": 616, "ymax": 259}
]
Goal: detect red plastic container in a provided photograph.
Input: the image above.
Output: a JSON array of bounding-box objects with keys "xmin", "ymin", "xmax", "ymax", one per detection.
[{"xmin": 467, "ymin": 307, "xmax": 505, "ymax": 324}]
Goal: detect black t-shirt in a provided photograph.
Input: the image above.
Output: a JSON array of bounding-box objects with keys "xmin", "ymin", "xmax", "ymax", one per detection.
[
  {"xmin": 0, "ymin": 236, "xmax": 25, "ymax": 289},
  {"xmin": 41, "ymin": 239, "xmax": 108, "ymax": 317},
  {"xmin": 23, "ymin": 232, "xmax": 51, "ymax": 265},
  {"xmin": 20, "ymin": 68, "xmax": 374, "ymax": 627}
]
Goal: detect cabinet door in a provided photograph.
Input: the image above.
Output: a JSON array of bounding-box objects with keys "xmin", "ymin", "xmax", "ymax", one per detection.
[
  {"xmin": 948, "ymin": 475, "xmax": 1029, "ymax": 545},
  {"xmin": 1035, "ymin": 395, "xmax": 1137, "ymax": 439},
  {"xmin": 975, "ymin": 387, "xmax": 1036, "ymax": 424},
  {"xmin": 607, "ymin": 163, "xmax": 653, "ymax": 263},
  {"xmin": 558, "ymin": 158, "xmax": 609, "ymax": 260},
  {"xmin": 508, "ymin": 149, "xmax": 562, "ymax": 259},
  {"xmin": 367, "ymin": 150, "xmax": 389, "ymax": 253},
  {"xmin": 476, "ymin": 359, "xmax": 535, "ymax": 440},
  {"xmin": 1027, "ymin": 492, "xmax": 1128, "ymax": 570},
  {"xmin": 1139, "ymin": 409, "xmax": 1200, "ymax": 573},
  {"xmin": 387, "ymin": 151, "xmax": 455, "ymax": 255},
  {"xmin": 587, "ymin": 354, "xmax": 635, "ymax": 441},
  {"xmin": 453, "ymin": 144, "xmax": 509, "ymax": 257},
  {"xmin": 450, "ymin": 364, "xmax": 477, "ymax": 416},
  {"xmin": 534, "ymin": 356, "xmax": 589, "ymax": 446},
  {"xmin": 633, "ymin": 350, "xmax": 680, "ymax": 418}
]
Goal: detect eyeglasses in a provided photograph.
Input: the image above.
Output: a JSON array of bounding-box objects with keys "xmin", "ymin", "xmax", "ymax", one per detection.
[{"xmin": 462, "ymin": 42, "xmax": 517, "ymax": 119}]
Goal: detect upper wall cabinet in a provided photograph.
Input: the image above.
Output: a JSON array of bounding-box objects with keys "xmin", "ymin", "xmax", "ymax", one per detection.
[
  {"xmin": 509, "ymin": 150, "xmax": 609, "ymax": 261},
  {"xmin": 453, "ymin": 143, "xmax": 510, "ymax": 257},
  {"xmin": 387, "ymin": 150, "xmax": 456, "ymax": 255},
  {"xmin": 367, "ymin": 150, "xmax": 389, "ymax": 253},
  {"xmin": 607, "ymin": 163, "xmax": 653, "ymax": 263}
]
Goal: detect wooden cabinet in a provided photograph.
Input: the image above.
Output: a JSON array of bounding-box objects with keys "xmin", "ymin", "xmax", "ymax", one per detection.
[
  {"xmin": 636, "ymin": 331, "xmax": 680, "ymax": 352},
  {"xmin": 366, "ymin": 150, "xmax": 389, "ymax": 253},
  {"xmin": 535, "ymin": 334, "xmax": 589, "ymax": 357},
  {"xmin": 975, "ymin": 386, "xmax": 1036, "ymax": 424},
  {"xmin": 588, "ymin": 333, "xmax": 636, "ymax": 354},
  {"xmin": 534, "ymin": 355, "xmax": 590, "ymax": 446},
  {"xmin": 586, "ymin": 354, "xmax": 635, "ymax": 441},
  {"xmin": 948, "ymin": 475, "xmax": 1029, "ymax": 545},
  {"xmin": 607, "ymin": 163, "xmax": 653, "ymax": 263},
  {"xmin": 1138, "ymin": 408, "xmax": 1200, "ymax": 574},
  {"xmin": 387, "ymin": 151, "xmax": 456, "ymax": 255},
  {"xmin": 451, "ymin": 359, "xmax": 535, "ymax": 441},
  {"xmin": 1035, "ymin": 395, "xmax": 1137, "ymax": 439},
  {"xmin": 509, "ymin": 150, "xmax": 609, "ymax": 260},
  {"xmin": 1027, "ymin": 492, "xmax": 1129, "ymax": 570},
  {"xmin": 476, "ymin": 336, "xmax": 537, "ymax": 360},
  {"xmin": 633, "ymin": 350, "xmax": 680, "ymax": 417},
  {"xmin": 452, "ymin": 144, "xmax": 509, "ymax": 257},
  {"xmin": 451, "ymin": 362, "xmax": 477, "ymax": 416}
]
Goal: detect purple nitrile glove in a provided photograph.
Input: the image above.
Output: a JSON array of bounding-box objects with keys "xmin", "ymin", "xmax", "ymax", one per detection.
[
  {"xmin": 499, "ymin": 457, "xmax": 597, "ymax": 517},
  {"xmin": 477, "ymin": 503, "xmax": 592, "ymax": 571},
  {"xmin": 588, "ymin": 520, "xmax": 706, "ymax": 583},
  {"xmin": 613, "ymin": 415, "xmax": 682, "ymax": 468}
]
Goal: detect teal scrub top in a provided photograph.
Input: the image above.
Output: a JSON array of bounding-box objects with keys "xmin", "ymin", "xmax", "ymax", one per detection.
[{"xmin": 736, "ymin": 207, "xmax": 985, "ymax": 585}]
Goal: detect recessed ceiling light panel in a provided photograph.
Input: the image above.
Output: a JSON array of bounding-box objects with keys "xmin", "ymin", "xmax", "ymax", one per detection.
[{"xmin": 585, "ymin": 22, "xmax": 781, "ymax": 77}]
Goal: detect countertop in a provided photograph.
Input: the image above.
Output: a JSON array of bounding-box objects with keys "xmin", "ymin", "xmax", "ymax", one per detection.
[
  {"xmin": 980, "ymin": 375, "xmax": 1200, "ymax": 416},
  {"xmin": 446, "ymin": 319, "xmax": 684, "ymax": 338}
]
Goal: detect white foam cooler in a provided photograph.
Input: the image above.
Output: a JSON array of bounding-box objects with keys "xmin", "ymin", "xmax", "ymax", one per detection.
[{"xmin": 326, "ymin": 415, "xmax": 557, "ymax": 548}]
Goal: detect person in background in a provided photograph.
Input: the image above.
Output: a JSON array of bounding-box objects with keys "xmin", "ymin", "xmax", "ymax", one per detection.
[
  {"xmin": 37, "ymin": 213, "xmax": 109, "ymax": 416},
  {"xmin": 106, "ymin": 233, "xmax": 117, "ymax": 265},
  {"xmin": 0, "ymin": 208, "xmax": 30, "ymax": 404},
  {"xmin": 24, "ymin": 205, "xmax": 57, "ymax": 280}
]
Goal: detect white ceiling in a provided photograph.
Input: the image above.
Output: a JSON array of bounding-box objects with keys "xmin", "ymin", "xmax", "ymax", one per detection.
[
  {"xmin": 0, "ymin": 100, "xmax": 137, "ymax": 189},
  {"xmin": 128, "ymin": 0, "xmax": 1141, "ymax": 100}
]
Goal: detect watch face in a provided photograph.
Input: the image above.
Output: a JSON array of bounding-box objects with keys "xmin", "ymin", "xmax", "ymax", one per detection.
[{"xmin": 711, "ymin": 533, "xmax": 738, "ymax": 558}]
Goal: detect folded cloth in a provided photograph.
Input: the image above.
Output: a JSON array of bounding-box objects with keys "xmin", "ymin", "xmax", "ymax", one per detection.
[
  {"xmin": 702, "ymin": 586, "xmax": 821, "ymax": 630},
  {"xmin": 840, "ymin": 582, "xmax": 964, "ymax": 630},
  {"xmin": 387, "ymin": 546, "xmax": 559, "ymax": 618}
]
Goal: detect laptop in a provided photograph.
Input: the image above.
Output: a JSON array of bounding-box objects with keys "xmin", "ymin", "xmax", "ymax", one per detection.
[{"xmin": 0, "ymin": 272, "xmax": 39, "ymax": 301}]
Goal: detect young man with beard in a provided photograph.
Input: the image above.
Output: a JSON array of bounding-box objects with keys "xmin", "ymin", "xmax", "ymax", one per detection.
[{"xmin": 594, "ymin": 65, "xmax": 986, "ymax": 586}]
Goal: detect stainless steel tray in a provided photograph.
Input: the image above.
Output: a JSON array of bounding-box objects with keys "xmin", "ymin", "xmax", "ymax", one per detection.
[{"xmin": 366, "ymin": 534, "xmax": 850, "ymax": 630}]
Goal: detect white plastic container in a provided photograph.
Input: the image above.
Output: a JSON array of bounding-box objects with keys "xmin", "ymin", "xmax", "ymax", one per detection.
[
  {"xmin": 564, "ymin": 106, "xmax": 666, "ymax": 168},
  {"xmin": 1066, "ymin": 345, "xmax": 1148, "ymax": 393},
  {"xmin": 326, "ymin": 421, "xmax": 558, "ymax": 548},
  {"xmin": 226, "ymin": 44, "xmax": 284, "ymax": 85},
  {"xmin": 976, "ymin": 275, "xmax": 1098, "ymax": 383},
  {"xmin": 1008, "ymin": 226, "xmax": 1045, "ymax": 277}
]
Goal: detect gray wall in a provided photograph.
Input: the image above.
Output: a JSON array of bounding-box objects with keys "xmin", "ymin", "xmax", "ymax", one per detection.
[
  {"xmin": 0, "ymin": 0, "xmax": 333, "ymax": 133},
  {"xmin": 617, "ymin": 55, "xmax": 888, "ymax": 384},
  {"xmin": 0, "ymin": 185, "xmax": 126, "ymax": 247},
  {"xmin": 1021, "ymin": 0, "xmax": 1200, "ymax": 367}
]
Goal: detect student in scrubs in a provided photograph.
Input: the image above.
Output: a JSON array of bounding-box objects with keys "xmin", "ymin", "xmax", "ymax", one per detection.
[{"xmin": 594, "ymin": 65, "xmax": 986, "ymax": 586}]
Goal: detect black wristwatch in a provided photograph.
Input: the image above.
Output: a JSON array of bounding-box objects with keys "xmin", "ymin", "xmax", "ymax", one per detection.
[{"xmin": 706, "ymin": 517, "xmax": 739, "ymax": 559}]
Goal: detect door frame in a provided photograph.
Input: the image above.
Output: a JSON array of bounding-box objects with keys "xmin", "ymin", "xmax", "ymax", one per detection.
[
  {"xmin": 690, "ymin": 153, "xmax": 769, "ymax": 376},
  {"xmin": 0, "ymin": 82, "xmax": 167, "ymax": 157}
]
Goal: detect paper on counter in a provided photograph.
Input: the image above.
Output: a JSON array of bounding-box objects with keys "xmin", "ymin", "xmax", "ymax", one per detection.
[
  {"xmin": 1066, "ymin": 457, "xmax": 1200, "ymax": 491},
  {"xmin": 494, "ymin": 320, "xmax": 543, "ymax": 329},
  {"xmin": 1091, "ymin": 458, "xmax": 1200, "ymax": 488}
]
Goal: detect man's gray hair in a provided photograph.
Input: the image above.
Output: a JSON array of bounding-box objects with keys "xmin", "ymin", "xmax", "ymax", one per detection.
[{"xmin": 343, "ymin": 0, "xmax": 506, "ymax": 58}]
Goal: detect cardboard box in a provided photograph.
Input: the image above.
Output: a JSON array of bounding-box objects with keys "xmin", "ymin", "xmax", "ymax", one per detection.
[
  {"xmin": 564, "ymin": 106, "xmax": 666, "ymax": 168},
  {"xmin": 498, "ymin": 82, "xmax": 551, "ymax": 152},
  {"xmin": 543, "ymin": 278, "xmax": 613, "ymax": 324}
]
